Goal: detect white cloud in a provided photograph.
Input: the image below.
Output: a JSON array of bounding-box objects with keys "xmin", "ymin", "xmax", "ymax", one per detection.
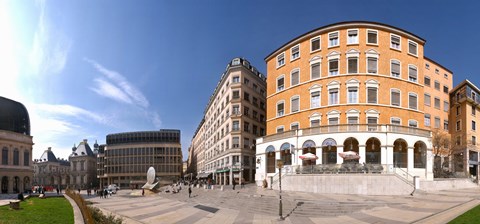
[
  {"xmin": 85, "ymin": 58, "xmax": 149, "ymax": 108},
  {"xmin": 90, "ymin": 78, "xmax": 134, "ymax": 105},
  {"xmin": 29, "ymin": 0, "xmax": 72, "ymax": 75},
  {"xmin": 34, "ymin": 103, "xmax": 109, "ymax": 125}
]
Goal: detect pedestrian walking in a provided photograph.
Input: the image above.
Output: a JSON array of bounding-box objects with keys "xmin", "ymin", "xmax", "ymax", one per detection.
[
  {"xmin": 188, "ymin": 185, "xmax": 192, "ymax": 198},
  {"xmin": 233, "ymin": 179, "xmax": 236, "ymax": 190},
  {"xmin": 142, "ymin": 188, "xmax": 145, "ymax": 196},
  {"xmin": 56, "ymin": 188, "xmax": 59, "ymax": 195}
]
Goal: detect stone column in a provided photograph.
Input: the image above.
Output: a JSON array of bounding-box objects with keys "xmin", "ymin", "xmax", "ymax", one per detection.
[
  {"xmin": 8, "ymin": 176, "xmax": 13, "ymax": 194},
  {"xmin": 337, "ymin": 146, "xmax": 344, "ymax": 164},
  {"xmin": 408, "ymin": 147, "xmax": 414, "ymax": 171},
  {"xmin": 223, "ymin": 171, "xmax": 226, "ymax": 185},
  {"xmin": 359, "ymin": 146, "xmax": 366, "ymax": 164}
]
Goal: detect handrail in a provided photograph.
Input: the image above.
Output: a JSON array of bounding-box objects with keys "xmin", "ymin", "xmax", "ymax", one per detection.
[{"xmin": 393, "ymin": 167, "xmax": 415, "ymax": 187}]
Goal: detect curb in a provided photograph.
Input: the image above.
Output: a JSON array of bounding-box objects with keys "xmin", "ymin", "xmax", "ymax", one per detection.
[{"xmin": 64, "ymin": 194, "xmax": 85, "ymax": 224}]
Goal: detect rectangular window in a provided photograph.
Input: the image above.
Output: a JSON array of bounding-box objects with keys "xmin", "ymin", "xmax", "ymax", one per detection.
[
  {"xmin": 408, "ymin": 40, "xmax": 418, "ymax": 56},
  {"xmin": 443, "ymin": 86, "xmax": 449, "ymax": 94},
  {"xmin": 444, "ymin": 73, "xmax": 448, "ymax": 79},
  {"xmin": 368, "ymin": 117, "xmax": 378, "ymax": 131},
  {"xmin": 311, "ymin": 37, "xmax": 320, "ymax": 52},
  {"xmin": 13, "ymin": 150, "xmax": 19, "ymax": 166},
  {"xmin": 277, "ymin": 102, "xmax": 284, "ymax": 116},
  {"xmin": 233, "ymin": 121, "xmax": 240, "ymax": 131},
  {"xmin": 348, "ymin": 57, "xmax": 358, "ymax": 74},
  {"xmin": 347, "ymin": 29, "xmax": 358, "ymax": 44},
  {"xmin": 444, "ymin": 120, "xmax": 449, "ymax": 131},
  {"xmin": 329, "ymin": 88, "xmax": 339, "ymax": 105},
  {"xmin": 277, "ymin": 77, "xmax": 284, "ymax": 91},
  {"xmin": 457, "ymin": 106, "xmax": 461, "ymax": 116},
  {"xmin": 435, "ymin": 117, "xmax": 441, "ymax": 129},
  {"xmin": 233, "ymin": 76, "xmax": 240, "ymax": 83},
  {"xmin": 391, "ymin": 118, "xmax": 401, "ymax": 125},
  {"xmin": 291, "ymin": 45, "xmax": 300, "ymax": 60},
  {"xmin": 409, "ymin": 66, "xmax": 417, "ymax": 82},
  {"xmin": 409, "ymin": 93, "xmax": 417, "ymax": 110},
  {"xmin": 391, "ymin": 60, "xmax": 400, "ymax": 77},
  {"xmin": 424, "ymin": 114, "xmax": 431, "ymax": 127},
  {"xmin": 473, "ymin": 92, "xmax": 477, "ymax": 102},
  {"xmin": 277, "ymin": 53, "xmax": 285, "ymax": 67},
  {"xmin": 329, "ymin": 32, "xmax": 339, "ymax": 47},
  {"xmin": 348, "ymin": 87, "xmax": 358, "ymax": 104},
  {"xmin": 444, "ymin": 101, "xmax": 449, "ymax": 112},
  {"xmin": 473, "ymin": 136, "xmax": 477, "ymax": 146},
  {"xmin": 2, "ymin": 149, "xmax": 7, "ymax": 165},
  {"xmin": 291, "ymin": 123, "xmax": 299, "ymax": 130},
  {"xmin": 232, "ymin": 90, "xmax": 239, "ymax": 99},
  {"xmin": 473, "ymin": 105, "xmax": 476, "ymax": 115},
  {"xmin": 367, "ymin": 87, "xmax": 377, "ymax": 104},
  {"xmin": 23, "ymin": 152, "xmax": 29, "ymax": 166},
  {"xmin": 409, "ymin": 120, "xmax": 418, "ymax": 128},
  {"xmin": 391, "ymin": 89, "xmax": 400, "ymax": 106},
  {"xmin": 426, "ymin": 63, "xmax": 430, "ymax": 69},
  {"xmin": 434, "ymin": 81, "xmax": 440, "ymax": 90},
  {"xmin": 367, "ymin": 57, "xmax": 377, "ymax": 74},
  {"xmin": 232, "ymin": 137, "xmax": 240, "ymax": 148},
  {"xmin": 424, "ymin": 76, "xmax": 430, "ymax": 86},
  {"xmin": 291, "ymin": 70, "xmax": 299, "ymax": 86},
  {"xmin": 311, "ymin": 91, "xmax": 320, "ymax": 108},
  {"xmin": 310, "ymin": 119, "xmax": 320, "ymax": 127},
  {"xmin": 367, "ymin": 30, "xmax": 378, "ymax": 44},
  {"xmin": 456, "ymin": 120, "xmax": 461, "ymax": 131},
  {"xmin": 473, "ymin": 120, "xmax": 476, "ymax": 131},
  {"xmin": 329, "ymin": 59, "xmax": 338, "ymax": 76},
  {"xmin": 244, "ymin": 121, "xmax": 250, "ymax": 132},
  {"xmin": 244, "ymin": 91, "xmax": 250, "ymax": 102},
  {"xmin": 276, "ymin": 126, "xmax": 284, "ymax": 133},
  {"xmin": 244, "ymin": 78, "xmax": 249, "ymax": 85},
  {"xmin": 391, "ymin": 34, "xmax": 401, "ymax": 50},
  {"xmin": 291, "ymin": 97, "xmax": 299, "ymax": 113},
  {"xmin": 435, "ymin": 68, "xmax": 439, "ymax": 74},
  {"xmin": 434, "ymin": 97, "xmax": 440, "ymax": 109},
  {"xmin": 311, "ymin": 62, "xmax": 320, "ymax": 79}
]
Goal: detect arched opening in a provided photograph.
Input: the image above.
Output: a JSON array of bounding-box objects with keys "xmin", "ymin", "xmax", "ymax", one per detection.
[
  {"xmin": 343, "ymin": 137, "xmax": 359, "ymax": 163},
  {"xmin": 302, "ymin": 140, "xmax": 317, "ymax": 166},
  {"xmin": 266, "ymin": 146, "xmax": 276, "ymax": 173},
  {"xmin": 1, "ymin": 176, "xmax": 8, "ymax": 193},
  {"xmin": 414, "ymin": 141, "xmax": 427, "ymax": 168},
  {"xmin": 13, "ymin": 176, "xmax": 19, "ymax": 193},
  {"xmin": 366, "ymin": 138, "xmax": 381, "ymax": 164},
  {"xmin": 322, "ymin": 138, "xmax": 337, "ymax": 164},
  {"xmin": 394, "ymin": 139, "xmax": 408, "ymax": 168},
  {"xmin": 50, "ymin": 176, "xmax": 55, "ymax": 186},
  {"xmin": 23, "ymin": 176, "xmax": 30, "ymax": 192},
  {"xmin": 280, "ymin": 143, "xmax": 293, "ymax": 165}
]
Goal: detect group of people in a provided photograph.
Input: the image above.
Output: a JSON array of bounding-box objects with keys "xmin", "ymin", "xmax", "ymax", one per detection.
[{"xmin": 97, "ymin": 188, "xmax": 112, "ymax": 198}]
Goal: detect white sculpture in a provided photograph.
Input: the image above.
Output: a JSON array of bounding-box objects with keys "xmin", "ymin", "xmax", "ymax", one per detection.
[{"xmin": 142, "ymin": 167, "xmax": 159, "ymax": 189}]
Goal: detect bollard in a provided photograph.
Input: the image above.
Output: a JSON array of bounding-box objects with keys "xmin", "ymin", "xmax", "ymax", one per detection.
[{"xmin": 221, "ymin": 185, "xmax": 224, "ymax": 191}]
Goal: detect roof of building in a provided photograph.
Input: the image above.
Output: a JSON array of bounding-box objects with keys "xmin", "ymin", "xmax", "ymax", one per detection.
[
  {"xmin": 0, "ymin": 96, "xmax": 31, "ymax": 135},
  {"xmin": 71, "ymin": 139, "xmax": 94, "ymax": 157},
  {"xmin": 450, "ymin": 79, "xmax": 480, "ymax": 95},
  {"xmin": 39, "ymin": 147, "xmax": 58, "ymax": 162}
]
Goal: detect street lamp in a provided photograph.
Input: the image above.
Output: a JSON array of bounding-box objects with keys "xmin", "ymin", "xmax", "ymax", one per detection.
[{"xmin": 276, "ymin": 159, "xmax": 284, "ymax": 220}]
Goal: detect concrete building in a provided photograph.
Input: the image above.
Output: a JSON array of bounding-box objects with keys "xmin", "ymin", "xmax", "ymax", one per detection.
[
  {"xmin": 97, "ymin": 129, "xmax": 182, "ymax": 188},
  {"xmin": 188, "ymin": 58, "xmax": 267, "ymax": 185},
  {"xmin": 69, "ymin": 139, "xmax": 98, "ymax": 189},
  {"xmin": 255, "ymin": 21, "xmax": 454, "ymax": 184},
  {"xmin": 33, "ymin": 147, "xmax": 70, "ymax": 189},
  {"xmin": 0, "ymin": 96, "xmax": 34, "ymax": 194}
]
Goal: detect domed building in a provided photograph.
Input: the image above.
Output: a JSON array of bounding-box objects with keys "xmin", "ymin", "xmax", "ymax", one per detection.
[{"xmin": 0, "ymin": 96, "xmax": 34, "ymax": 194}]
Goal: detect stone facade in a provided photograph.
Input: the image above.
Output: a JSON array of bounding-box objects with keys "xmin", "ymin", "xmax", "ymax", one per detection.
[
  {"xmin": 69, "ymin": 139, "xmax": 98, "ymax": 189},
  {"xmin": 33, "ymin": 147, "xmax": 70, "ymax": 189}
]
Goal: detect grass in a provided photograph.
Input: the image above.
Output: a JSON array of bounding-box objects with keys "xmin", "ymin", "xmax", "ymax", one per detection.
[
  {"xmin": 449, "ymin": 204, "xmax": 480, "ymax": 224},
  {"xmin": 0, "ymin": 197, "xmax": 74, "ymax": 224}
]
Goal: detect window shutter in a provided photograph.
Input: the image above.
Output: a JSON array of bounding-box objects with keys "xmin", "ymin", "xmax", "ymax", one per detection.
[
  {"xmin": 409, "ymin": 66, "xmax": 417, "ymax": 79},
  {"xmin": 277, "ymin": 103, "xmax": 284, "ymax": 111},
  {"xmin": 391, "ymin": 36, "xmax": 400, "ymax": 45},
  {"xmin": 329, "ymin": 118, "xmax": 338, "ymax": 125},
  {"xmin": 330, "ymin": 60, "xmax": 338, "ymax": 70},
  {"xmin": 367, "ymin": 117, "xmax": 377, "ymax": 124},
  {"xmin": 392, "ymin": 61, "xmax": 400, "ymax": 74},
  {"xmin": 368, "ymin": 58, "xmax": 377, "ymax": 73},
  {"xmin": 409, "ymin": 94, "xmax": 417, "ymax": 109},
  {"xmin": 292, "ymin": 98, "xmax": 299, "ymax": 112},
  {"xmin": 348, "ymin": 117, "xmax": 358, "ymax": 124},
  {"xmin": 368, "ymin": 32, "xmax": 377, "ymax": 43},
  {"xmin": 330, "ymin": 32, "xmax": 338, "ymax": 39},
  {"xmin": 368, "ymin": 87, "xmax": 377, "ymax": 103},
  {"xmin": 392, "ymin": 90, "xmax": 400, "ymax": 106},
  {"xmin": 291, "ymin": 71, "xmax": 299, "ymax": 85},
  {"xmin": 278, "ymin": 78, "xmax": 284, "ymax": 86},
  {"xmin": 409, "ymin": 42, "xmax": 417, "ymax": 54},
  {"xmin": 425, "ymin": 94, "xmax": 431, "ymax": 106},
  {"xmin": 348, "ymin": 58, "xmax": 357, "ymax": 73},
  {"xmin": 311, "ymin": 63, "xmax": 320, "ymax": 79}
]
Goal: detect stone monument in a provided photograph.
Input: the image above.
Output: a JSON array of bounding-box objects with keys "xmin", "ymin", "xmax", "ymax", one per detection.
[{"xmin": 142, "ymin": 167, "xmax": 159, "ymax": 189}]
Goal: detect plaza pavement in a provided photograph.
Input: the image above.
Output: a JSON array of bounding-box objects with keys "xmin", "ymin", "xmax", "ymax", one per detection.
[{"xmin": 81, "ymin": 184, "xmax": 480, "ymax": 224}]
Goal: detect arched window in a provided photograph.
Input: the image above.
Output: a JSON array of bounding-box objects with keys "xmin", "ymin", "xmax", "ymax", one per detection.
[
  {"xmin": 322, "ymin": 138, "xmax": 337, "ymax": 164},
  {"xmin": 414, "ymin": 141, "xmax": 427, "ymax": 168},
  {"xmin": 366, "ymin": 138, "xmax": 381, "ymax": 164},
  {"xmin": 280, "ymin": 143, "xmax": 293, "ymax": 165},
  {"xmin": 393, "ymin": 139, "xmax": 408, "ymax": 168},
  {"xmin": 302, "ymin": 140, "xmax": 317, "ymax": 166}
]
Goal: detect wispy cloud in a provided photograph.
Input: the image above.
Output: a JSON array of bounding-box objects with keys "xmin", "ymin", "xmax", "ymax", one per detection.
[
  {"xmin": 85, "ymin": 58, "xmax": 149, "ymax": 108},
  {"xmin": 33, "ymin": 103, "xmax": 109, "ymax": 125},
  {"xmin": 29, "ymin": 0, "xmax": 72, "ymax": 75}
]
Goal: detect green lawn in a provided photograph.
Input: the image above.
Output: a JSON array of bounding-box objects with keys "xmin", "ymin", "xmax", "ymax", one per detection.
[
  {"xmin": 0, "ymin": 197, "xmax": 74, "ymax": 224},
  {"xmin": 449, "ymin": 204, "xmax": 480, "ymax": 224}
]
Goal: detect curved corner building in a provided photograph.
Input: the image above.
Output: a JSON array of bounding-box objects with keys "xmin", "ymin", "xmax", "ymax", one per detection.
[
  {"xmin": 0, "ymin": 96, "xmax": 34, "ymax": 193},
  {"xmin": 255, "ymin": 21, "xmax": 452, "ymax": 185}
]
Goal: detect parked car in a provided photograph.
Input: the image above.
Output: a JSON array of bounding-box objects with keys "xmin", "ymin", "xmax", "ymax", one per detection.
[{"xmin": 107, "ymin": 184, "xmax": 119, "ymax": 193}]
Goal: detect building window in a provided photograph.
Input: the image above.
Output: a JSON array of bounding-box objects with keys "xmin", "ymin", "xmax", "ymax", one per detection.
[
  {"xmin": 367, "ymin": 57, "xmax": 378, "ymax": 74},
  {"xmin": 391, "ymin": 34, "xmax": 401, "ymax": 50},
  {"xmin": 244, "ymin": 91, "xmax": 250, "ymax": 102},
  {"xmin": 244, "ymin": 121, "xmax": 250, "ymax": 132},
  {"xmin": 347, "ymin": 29, "xmax": 358, "ymax": 44},
  {"xmin": 232, "ymin": 90, "xmax": 240, "ymax": 99},
  {"xmin": 310, "ymin": 119, "xmax": 320, "ymax": 127},
  {"xmin": 232, "ymin": 137, "xmax": 240, "ymax": 148},
  {"xmin": 291, "ymin": 123, "xmax": 299, "ymax": 130},
  {"xmin": 291, "ymin": 45, "xmax": 300, "ymax": 60},
  {"xmin": 367, "ymin": 117, "xmax": 378, "ymax": 131},
  {"xmin": 291, "ymin": 69, "xmax": 299, "ymax": 86},
  {"xmin": 311, "ymin": 91, "xmax": 320, "ymax": 108},
  {"xmin": 444, "ymin": 73, "xmax": 448, "ymax": 79},
  {"xmin": 232, "ymin": 76, "xmax": 240, "ymax": 83},
  {"xmin": 457, "ymin": 106, "xmax": 461, "ymax": 116},
  {"xmin": 232, "ymin": 58, "xmax": 240, "ymax": 65},
  {"xmin": 391, "ymin": 89, "xmax": 400, "ymax": 106},
  {"xmin": 311, "ymin": 36, "xmax": 321, "ymax": 52},
  {"xmin": 276, "ymin": 126, "xmax": 284, "ymax": 133},
  {"xmin": 347, "ymin": 87, "xmax": 358, "ymax": 104},
  {"xmin": 409, "ymin": 120, "xmax": 418, "ymax": 128},
  {"xmin": 456, "ymin": 120, "xmax": 461, "ymax": 131},
  {"xmin": 444, "ymin": 101, "xmax": 449, "ymax": 112},
  {"xmin": 408, "ymin": 65, "xmax": 417, "ymax": 82},
  {"xmin": 232, "ymin": 105, "xmax": 240, "ymax": 115},
  {"xmin": 391, "ymin": 117, "xmax": 401, "ymax": 125},
  {"xmin": 348, "ymin": 57, "xmax": 358, "ymax": 74},
  {"xmin": 408, "ymin": 40, "xmax": 418, "ymax": 56},
  {"xmin": 473, "ymin": 105, "xmax": 476, "ymax": 115},
  {"xmin": 424, "ymin": 76, "xmax": 430, "ymax": 86},
  {"xmin": 348, "ymin": 116, "xmax": 358, "ymax": 131},
  {"xmin": 1, "ymin": 148, "xmax": 7, "ymax": 165},
  {"xmin": 291, "ymin": 96, "xmax": 299, "ymax": 113},
  {"xmin": 434, "ymin": 81, "xmax": 440, "ymax": 90},
  {"xmin": 456, "ymin": 136, "xmax": 461, "ymax": 145},
  {"xmin": 244, "ymin": 78, "xmax": 250, "ymax": 85},
  {"xmin": 13, "ymin": 150, "xmax": 19, "ymax": 166},
  {"xmin": 232, "ymin": 121, "xmax": 240, "ymax": 131},
  {"xmin": 424, "ymin": 94, "xmax": 431, "ymax": 106},
  {"xmin": 435, "ymin": 117, "xmax": 441, "ymax": 129},
  {"xmin": 424, "ymin": 114, "xmax": 431, "ymax": 127},
  {"xmin": 435, "ymin": 68, "xmax": 439, "ymax": 74},
  {"xmin": 473, "ymin": 120, "xmax": 476, "ymax": 131},
  {"xmin": 444, "ymin": 120, "xmax": 449, "ymax": 131},
  {"xmin": 277, "ymin": 52, "xmax": 285, "ymax": 67},
  {"xmin": 473, "ymin": 92, "xmax": 477, "ymax": 102},
  {"xmin": 329, "ymin": 59, "xmax": 339, "ymax": 76},
  {"xmin": 473, "ymin": 136, "xmax": 477, "ymax": 146},
  {"xmin": 434, "ymin": 97, "xmax": 440, "ymax": 109},
  {"xmin": 391, "ymin": 60, "xmax": 400, "ymax": 78},
  {"xmin": 443, "ymin": 86, "xmax": 449, "ymax": 94},
  {"xmin": 311, "ymin": 61, "xmax": 321, "ymax": 79},
  {"xmin": 24, "ymin": 151, "xmax": 29, "ymax": 166},
  {"xmin": 367, "ymin": 87, "xmax": 377, "ymax": 104},
  {"xmin": 329, "ymin": 88, "xmax": 339, "ymax": 105},
  {"xmin": 277, "ymin": 102, "xmax": 284, "ymax": 116},
  {"xmin": 277, "ymin": 76, "xmax": 284, "ymax": 92},
  {"xmin": 367, "ymin": 30, "xmax": 378, "ymax": 45},
  {"xmin": 426, "ymin": 63, "xmax": 430, "ymax": 69},
  {"xmin": 409, "ymin": 93, "xmax": 418, "ymax": 110},
  {"xmin": 328, "ymin": 31, "xmax": 339, "ymax": 47}
]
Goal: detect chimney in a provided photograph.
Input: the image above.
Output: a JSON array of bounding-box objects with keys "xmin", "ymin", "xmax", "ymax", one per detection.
[
  {"xmin": 83, "ymin": 139, "xmax": 88, "ymax": 143},
  {"xmin": 48, "ymin": 147, "xmax": 51, "ymax": 151}
]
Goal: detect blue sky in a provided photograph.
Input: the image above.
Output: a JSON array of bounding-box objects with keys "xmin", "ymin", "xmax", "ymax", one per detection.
[{"xmin": 1, "ymin": 0, "xmax": 479, "ymax": 160}]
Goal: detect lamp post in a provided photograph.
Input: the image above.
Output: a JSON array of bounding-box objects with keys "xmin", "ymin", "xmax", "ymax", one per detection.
[{"xmin": 276, "ymin": 159, "xmax": 284, "ymax": 220}]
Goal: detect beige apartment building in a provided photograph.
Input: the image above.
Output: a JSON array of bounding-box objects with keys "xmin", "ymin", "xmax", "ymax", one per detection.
[
  {"xmin": 188, "ymin": 58, "xmax": 267, "ymax": 185},
  {"xmin": 97, "ymin": 129, "xmax": 182, "ymax": 188}
]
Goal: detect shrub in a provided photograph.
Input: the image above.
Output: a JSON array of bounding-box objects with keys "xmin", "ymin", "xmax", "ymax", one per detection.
[{"xmin": 89, "ymin": 206, "xmax": 124, "ymax": 224}]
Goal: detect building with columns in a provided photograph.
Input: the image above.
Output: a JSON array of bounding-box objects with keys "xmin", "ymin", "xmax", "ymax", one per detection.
[
  {"xmin": 0, "ymin": 96, "xmax": 33, "ymax": 194},
  {"xmin": 255, "ymin": 21, "xmax": 455, "ymax": 184},
  {"xmin": 33, "ymin": 147, "xmax": 70, "ymax": 189},
  {"xmin": 188, "ymin": 58, "xmax": 267, "ymax": 185},
  {"xmin": 69, "ymin": 139, "xmax": 98, "ymax": 189}
]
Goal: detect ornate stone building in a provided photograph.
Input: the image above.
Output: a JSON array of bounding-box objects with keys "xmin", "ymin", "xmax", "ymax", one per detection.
[
  {"xmin": 69, "ymin": 139, "xmax": 98, "ymax": 189},
  {"xmin": 0, "ymin": 96, "xmax": 34, "ymax": 194},
  {"xmin": 33, "ymin": 147, "xmax": 70, "ymax": 189}
]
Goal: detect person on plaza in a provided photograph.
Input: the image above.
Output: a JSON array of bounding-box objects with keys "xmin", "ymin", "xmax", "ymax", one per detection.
[
  {"xmin": 188, "ymin": 185, "xmax": 192, "ymax": 198},
  {"xmin": 104, "ymin": 189, "xmax": 108, "ymax": 198},
  {"xmin": 142, "ymin": 188, "xmax": 145, "ymax": 196},
  {"xmin": 56, "ymin": 187, "xmax": 60, "ymax": 195},
  {"xmin": 78, "ymin": 188, "xmax": 81, "ymax": 194},
  {"xmin": 233, "ymin": 179, "xmax": 236, "ymax": 190}
]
